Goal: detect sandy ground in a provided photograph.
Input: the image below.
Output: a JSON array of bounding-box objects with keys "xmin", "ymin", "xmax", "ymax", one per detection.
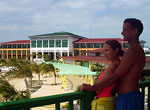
[{"xmin": 8, "ymin": 74, "xmax": 88, "ymax": 110}]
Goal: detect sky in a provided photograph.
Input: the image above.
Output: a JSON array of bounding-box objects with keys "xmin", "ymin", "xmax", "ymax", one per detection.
[{"xmin": 0, "ymin": 0, "xmax": 150, "ymax": 46}]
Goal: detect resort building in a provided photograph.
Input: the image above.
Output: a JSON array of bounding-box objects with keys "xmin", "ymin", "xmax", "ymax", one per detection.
[
  {"xmin": 73, "ymin": 38, "xmax": 129, "ymax": 56},
  {"xmin": 62, "ymin": 38, "xmax": 129, "ymax": 68},
  {"xmin": 0, "ymin": 31, "xmax": 149, "ymax": 69},
  {"xmin": 0, "ymin": 40, "xmax": 30, "ymax": 60},
  {"xmin": 28, "ymin": 32, "xmax": 85, "ymax": 61}
]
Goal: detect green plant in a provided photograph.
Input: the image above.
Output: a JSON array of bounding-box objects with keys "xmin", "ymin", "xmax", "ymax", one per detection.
[{"xmin": 43, "ymin": 54, "xmax": 51, "ymax": 62}]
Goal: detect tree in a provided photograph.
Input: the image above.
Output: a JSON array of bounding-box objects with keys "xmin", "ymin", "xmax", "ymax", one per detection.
[
  {"xmin": 43, "ymin": 54, "xmax": 51, "ymax": 62},
  {"xmin": 0, "ymin": 77, "xmax": 30, "ymax": 102},
  {"xmin": 0, "ymin": 59, "xmax": 7, "ymax": 67},
  {"xmin": 5, "ymin": 59, "xmax": 33, "ymax": 90},
  {"xmin": 91, "ymin": 63, "xmax": 105, "ymax": 84},
  {"xmin": 41, "ymin": 63, "xmax": 57, "ymax": 85},
  {"xmin": 30, "ymin": 62, "xmax": 41, "ymax": 85}
]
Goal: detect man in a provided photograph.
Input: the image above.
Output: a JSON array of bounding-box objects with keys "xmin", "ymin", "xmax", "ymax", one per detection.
[{"xmin": 81, "ymin": 18, "xmax": 145, "ymax": 110}]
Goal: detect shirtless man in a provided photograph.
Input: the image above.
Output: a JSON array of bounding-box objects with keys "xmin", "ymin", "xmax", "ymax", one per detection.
[{"xmin": 81, "ymin": 18, "xmax": 145, "ymax": 110}]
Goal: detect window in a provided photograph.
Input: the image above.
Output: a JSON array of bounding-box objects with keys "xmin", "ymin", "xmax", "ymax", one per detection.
[
  {"xmin": 4, "ymin": 50, "xmax": 7, "ymax": 54},
  {"xmin": 43, "ymin": 40, "xmax": 48, "ymax": 47},
  {"xmin": 13, "ymin": 50, "xmax": 16, "ymax": 54},
  {"xmin": 62, "ymin": 52, "xmax": 68, "ymax": 57},
  {"xmin": 81, "ymin": 43, "xmax": 86, "ymax": 48},
  {"xmin": 31, "ymin": 40, "xmax": 36, "ymax": 48},
  {"xmin": 74, "ymin": 43, "xmax": 80, "ymax": 48},
  {"xmin": 101, "ymin": 43, "xmax": 104, "ymax": 48},
  {"xmin": 62, "ymin": 40, "xmax": 68, "ymax": 47},
  {"xmin": 8, "ymin": 50, "xmax": 11, "ymax": 54},
  {"xmin": 27, "ymin": 44, "xmax": 30, "ymax": 48},
  {"xmin": 37, "ymin": 40, "xmax": 42, "ymax": 47},
  {"xmin": 94, "ymin": 43, "xmax": 100, "ymax": 48},
  {"xmin": 87, "ymin": 43, "xmax": 94, "ymax": 48},
  {"xmin": 17, "ymin": 44, "xmax": 21, "ymax": 48},
  {"xmin": 56, "ymin": 40, "xmax": 61, "ymax": 47},
  {"xmin": 4, "ymin": 45, "xmax": 7, "ymax": 48},
  {"xmin": 13, "ymin": 44, "xmax": 16, "ymax": 48},
  {"xmin": 23, "ymin": 50, "xmax": 26, "ymax": 54},
  {"xmin": 49, "ymin": 40, "xmax": 54, "ymax": 47},
  {"xmin": 27, "ymin": 50, "xmax": 30, "ymax": 54},
  {"xmin": 8, "ymin": 45, "xmax": 12, "ymax": 48},
  {"xmin": 22, "ymin": 44, "xmax": 26, "ymax": 48},
  {"xmin": 18, "ymin": 50, "xmax": 21, "ymax": 54},
  {"xmin": 74, "ymin": 50, "xmax": 79, "ymax": 56},
  {"xmin": 81, "ymin": 50, "xmax": 86, "ymax": 56}
]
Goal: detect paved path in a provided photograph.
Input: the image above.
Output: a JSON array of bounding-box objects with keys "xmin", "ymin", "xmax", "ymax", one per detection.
[{"xmin": 65, "ymin": 75, "xmax": 88, "ymax": 91}]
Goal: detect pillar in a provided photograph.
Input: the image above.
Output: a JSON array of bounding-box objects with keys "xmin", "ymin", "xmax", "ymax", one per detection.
[
  {"xmin": 89, "ymin": 60, "xmax": 91, "ymax": 69},
  {"xmin": 73, "ymin": 60, "xmax": 76, "ymax": 65}
]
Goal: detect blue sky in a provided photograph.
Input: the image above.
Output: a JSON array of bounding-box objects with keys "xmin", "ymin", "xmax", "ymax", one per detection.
[{"xmin": 0, "ymin": 0, "xmax": 150, "ymax": 46}]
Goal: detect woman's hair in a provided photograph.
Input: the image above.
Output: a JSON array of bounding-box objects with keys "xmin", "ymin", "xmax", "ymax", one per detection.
[{"xmin": 105, "ymin": 39, "xmax": 124, "ymax": 57}]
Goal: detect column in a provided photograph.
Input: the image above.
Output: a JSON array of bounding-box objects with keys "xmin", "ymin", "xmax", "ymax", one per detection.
[
  {"xmin": 42, "ymin": 50, "xmax": 44, "ymax": 60},
  {"xmin": 21, "ymin": 50, "xmax": 23, "ymax": 58},
  {"xmin": 89, "ymin": 60, "xmax": 91, "ymax": 69},
  {"xmin": 26, "ymin": 49, "xmax": 28, "ymax": 60},
  {"xmin": 7, "ymin": 50, "xmax": 8, "ymax": 60},
  {"xmin": 2, "ymin": 50, "xmax": 4, "ymax": 59},
  {"xmin": 67, "ymin": 51, "xmax": 69, "ymax": 57},
  {"xmin": 11, "ymin": 50, "xmax": 13, "ymax": 59},
  {"xmin": 73, "ymin": 60, "xmax": 76, "ymax": 65},
  {"xmin": 16, "ymin": 50, "xmax": 18, "ymax": 59},
  {"xmin": 54, "ymin": 51, "xmax": 56, "ymax": 59},
  {"xmin": 36, "ymin": 51, "xmax": 38, "ymax": 59}
]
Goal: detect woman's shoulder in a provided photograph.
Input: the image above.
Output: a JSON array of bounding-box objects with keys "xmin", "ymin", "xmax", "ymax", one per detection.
[{"xmin": 108, "ymin": 62, "xmax": 120, "ymax": 70}]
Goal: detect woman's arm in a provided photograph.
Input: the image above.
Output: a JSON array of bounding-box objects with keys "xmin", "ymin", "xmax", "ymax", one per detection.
[{"xmin": 80, "ymin": 63, "xmax": 119, "ymax": 92}]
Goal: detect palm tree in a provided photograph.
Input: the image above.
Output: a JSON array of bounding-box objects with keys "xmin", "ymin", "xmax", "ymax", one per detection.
[
  {"xmin": 91, "ymin": 63, "xmax": 105, "ymax": 84},
  {"xmin": 41, "ymin": 63, "xmax": 57, "ymax": 85},
  {"xmin": 0, "ymin": 59, "xmax": 7, "ymax": 67},
  {"xmin": 0, "ymin": 77, "xmax": 30, "ymax": 102},
  {"xmin": 30, "ymin": 62, "xmax": 41, "ymax": 85},
  {"xmin": 91, "ymin": 63, "xmax": 105, "ymax": 72},
  {"xmin": 5, "ymin": 59, "xmax": 33, "ymax": 90}
]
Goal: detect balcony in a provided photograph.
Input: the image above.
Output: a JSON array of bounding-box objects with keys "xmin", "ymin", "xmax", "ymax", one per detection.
[{"xmin": 0, "ymin": 81, "xmax": 150, "ymax": 110}]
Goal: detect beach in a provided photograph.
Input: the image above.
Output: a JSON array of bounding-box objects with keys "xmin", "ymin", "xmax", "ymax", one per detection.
[{"xmin": 9, "ymin": 73, "xmax": 88, "ymax": 110}]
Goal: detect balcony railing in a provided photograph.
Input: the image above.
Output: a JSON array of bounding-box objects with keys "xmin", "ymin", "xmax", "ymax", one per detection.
[{"xmin": 0, "ymin": 81, "xmax": 150, "ymax": 110}]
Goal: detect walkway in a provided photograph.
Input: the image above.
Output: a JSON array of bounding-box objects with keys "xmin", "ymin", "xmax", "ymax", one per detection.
[{"xmin": 30, "ymin": 74, "xmax": 88, "ymax": 110}]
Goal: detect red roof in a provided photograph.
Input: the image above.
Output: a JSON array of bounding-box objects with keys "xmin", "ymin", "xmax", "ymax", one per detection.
[
  {"xmin": 0, "ymin": 40, "xmax": 30, "ymax": 45},
  {"xmin": 74, "ymin": 38, "xmax": 128, "ymax": 43}
]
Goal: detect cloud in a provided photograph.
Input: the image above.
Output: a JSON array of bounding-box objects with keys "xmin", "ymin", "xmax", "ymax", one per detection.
[
  {"xmin": 110, "ymin": 0, "xmax": 150, "ymax": 8},
  {"xmin": 0, "ymin": 0, "xmax": 150, "ymax": 44}
]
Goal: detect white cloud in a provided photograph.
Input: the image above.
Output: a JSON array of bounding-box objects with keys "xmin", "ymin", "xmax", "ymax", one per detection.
[
  {"xmin": 0, "ymin": 0, "xmax": 150, "ymax": 43},
  {"xmin": 0, "ymin": 24, "xmax": 20, "ymax": 31},
  {"xmin": 110, "ymin": 0, "xmax": 150, "ymax": 8}
]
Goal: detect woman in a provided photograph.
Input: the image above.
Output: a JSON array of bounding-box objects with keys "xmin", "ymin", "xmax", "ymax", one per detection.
[{"xmin": 80, "ymin": 39, "xmax": 124, "ymax": 110}]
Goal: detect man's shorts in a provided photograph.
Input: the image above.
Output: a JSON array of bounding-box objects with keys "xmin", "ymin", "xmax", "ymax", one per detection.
[{"xmin": 116, "ymin": 91, "xmax": 144, "ymax": 110}]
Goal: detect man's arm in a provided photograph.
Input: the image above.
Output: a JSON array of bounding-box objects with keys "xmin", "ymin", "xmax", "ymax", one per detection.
[{"xmin": 90, "ymin": 49, "xmax": 136, "ymax": 92}]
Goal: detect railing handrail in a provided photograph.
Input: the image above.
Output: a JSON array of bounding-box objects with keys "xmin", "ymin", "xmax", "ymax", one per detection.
[
  {"xmin": 0, "ymin": 81, "xmax": 150, "ymax": 110},
  {"xmin": 0, "ymin": 91, "xmax": 96, "ymax": 110}
]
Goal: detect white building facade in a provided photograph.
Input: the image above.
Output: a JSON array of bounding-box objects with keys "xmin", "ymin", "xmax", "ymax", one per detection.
[{"xmin": 29, "ymin": 32, "xmax": 85, "ymax": 60}]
